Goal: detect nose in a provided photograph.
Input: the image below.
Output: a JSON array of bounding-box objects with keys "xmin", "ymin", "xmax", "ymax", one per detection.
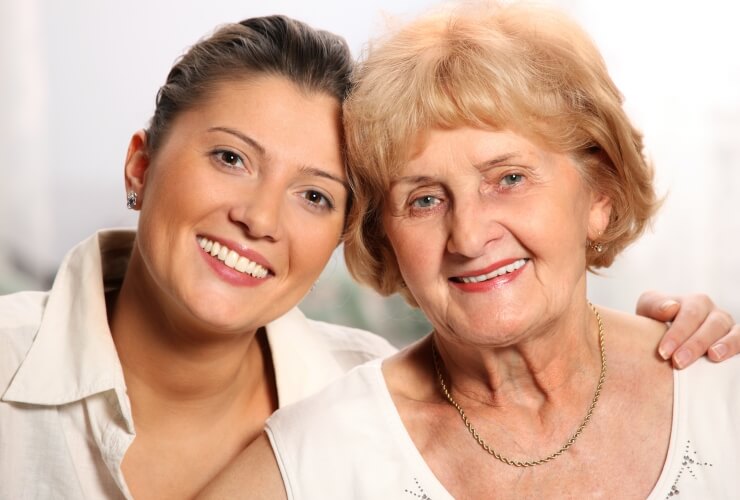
[
  {"xmin": 228, "ymin": 187, "xmax": 282, "ymax": 241},
  {"xmin": 446, "ymin": 196, "xmax": 502, "ymax": 258}
]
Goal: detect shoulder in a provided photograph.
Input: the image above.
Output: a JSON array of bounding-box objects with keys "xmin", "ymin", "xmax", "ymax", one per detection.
[
  {"xmin": 0, "ymin": 290, "xmax": 48, "ymax": 330},
  {"xmin": 668, "ymin": 356, "xmax": 740, "ymax": 453},
  {"xmin": 0, "ymin": 291, "xmax": 48, "ymax": 391},
  {"xmin": 266, "ymin": 361, "xmax": 391, "ymax": 492},
  {"xmin": 597, "ymin": 306, "xmax": 667, "ymax": 357},
  {"xmin": 267, "ymin": 361, "xmax": 387, "ymax": 454},
  {"xmin": 658, "ymin": 356, "xmax": 740, "ymax": 495},
  {"xmin": 679, "ymin": 355, "xmax": 740, "ymax": 404},
  {"xmin": 270, "ymin": 360, "xmax": 382, "ymax": 430},
  {"xmin": 305, "ymin": 318, "xmax": 398, "ymax": 362}
]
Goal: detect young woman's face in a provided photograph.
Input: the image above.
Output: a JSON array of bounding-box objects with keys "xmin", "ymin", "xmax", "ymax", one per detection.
[{"xmin": 126, "ymin": 76, "xmax": 348, "ymax": 335}]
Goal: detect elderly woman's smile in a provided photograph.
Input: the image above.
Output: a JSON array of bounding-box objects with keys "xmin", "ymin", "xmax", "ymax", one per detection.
[
  {"xmin": 384, "ymin": 127, "xmax": 609, "ymax": 345},
  {"xmin": 448, "ymin": 257, "xmax": 529, "ymax": 287}
]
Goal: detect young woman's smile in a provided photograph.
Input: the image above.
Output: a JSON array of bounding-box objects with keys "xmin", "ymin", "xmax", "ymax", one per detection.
[{"xmin": 126, "ymin": 76, "xmax": 348, "ymax": 335}]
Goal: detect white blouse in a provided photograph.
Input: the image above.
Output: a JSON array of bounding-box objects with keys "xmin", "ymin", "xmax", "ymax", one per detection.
[{"xmin": 0, "ymin": 229, "xmax": 396, "ymax": 499}]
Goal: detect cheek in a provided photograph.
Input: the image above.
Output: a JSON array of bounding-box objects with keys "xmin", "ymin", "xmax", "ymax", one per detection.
[
  {"xmin": 290, "ymin": 216, "xmax": 344, "ymax": 278},
  {"xmin": 387, "ymin": 223, "xmax": 440, "ymax": 288}
]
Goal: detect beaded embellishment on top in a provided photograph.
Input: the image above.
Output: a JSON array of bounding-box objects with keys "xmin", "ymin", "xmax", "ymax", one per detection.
[
  {"xmin": 665, "ymin": 440, "xmax": 713, "ymax": 498},
  {"xmin": 404, "ymin": 477, "xmax": 432, "ymax": 499}
]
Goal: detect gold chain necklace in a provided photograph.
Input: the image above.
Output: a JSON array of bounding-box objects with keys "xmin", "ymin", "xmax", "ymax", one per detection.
[{"xmin": 431, "ymin": 302, "xmax": 606, "ymax": 468}]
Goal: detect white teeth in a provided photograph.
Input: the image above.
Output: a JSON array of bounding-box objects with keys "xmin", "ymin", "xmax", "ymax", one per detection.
[
  {"xmin": 459, "ymin": 258, "xmax": 527, "ymax": 284},
  {"xmin": 235, "ymin": 256, "xmax": 249, "ymax": 272},
  {"xmin": 225, "ymin": 250, "xmax": 239, "ymax": 268},
  {"xmin": 197, "ymin": 237, "xmax": 270, "ymax": 279}
]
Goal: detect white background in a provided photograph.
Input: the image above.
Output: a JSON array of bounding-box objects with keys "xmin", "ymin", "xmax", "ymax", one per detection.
[{"xmin": 1, "ymin": 0, "xmax": 738, "ymax": 344}]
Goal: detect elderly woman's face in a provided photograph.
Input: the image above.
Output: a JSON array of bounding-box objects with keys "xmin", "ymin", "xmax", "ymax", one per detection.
[
  {"xmin": 127, "ymin": 76, "xmax": 347, "ymax": 334},
  {"xmin": 383, "ymin": 127, "xmax": 610, "ymax": 346}
]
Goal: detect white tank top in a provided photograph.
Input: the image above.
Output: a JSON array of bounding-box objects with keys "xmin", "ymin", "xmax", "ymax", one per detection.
[{"xmin": 266, "ymin": 357, "xmax": 740, "ymax": 499}]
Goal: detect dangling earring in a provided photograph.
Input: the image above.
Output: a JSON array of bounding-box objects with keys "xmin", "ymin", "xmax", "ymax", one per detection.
[
  {"xmin": 126, "ymin": 191, "xmax": 138, "ymax": 210},
  {"xmin": 310, "ymin": 279, "xmax": 320, "ymax": 292}
]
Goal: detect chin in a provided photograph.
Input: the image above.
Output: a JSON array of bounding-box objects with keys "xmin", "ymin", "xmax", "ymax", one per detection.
[
  {"xmin": 180, "ymin": 293, "xmax": 256, "ymax": 335},
  {"xmin": 452, "ymin": 311, "xmax": 537, "ymax": 348}
]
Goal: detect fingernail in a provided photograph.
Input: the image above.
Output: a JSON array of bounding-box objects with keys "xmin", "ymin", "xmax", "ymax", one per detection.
[
  {"xmin": 659, "ymin": 340, "xmax": 677, "ymax": 360},
  {"xmin": 710, "ymin": 343, "xmax": 728, "ymax": 360},
  {"xmin": 660, "ymin": 300, "xmax": 679, "ymax": 312},
  {"xmin": 673, "ymin": 348, "xmax": 691, "ymax": 369}
]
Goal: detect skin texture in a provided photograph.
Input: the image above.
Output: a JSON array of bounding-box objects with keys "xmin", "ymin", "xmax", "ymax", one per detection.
[
  {"xmin": 113, "ymin": 75, "xmax": 347, "ymax": 499},
  {"xmin": 383, "ymin": 127, "xmax": 611, "ymax": 352},
  {"xmin": 193, "ymin": 128, "xmax": 738, "ymax": 499},
  {"xmin": 379, "ymin": 127, "xmax": 671, "ymax": 496}
]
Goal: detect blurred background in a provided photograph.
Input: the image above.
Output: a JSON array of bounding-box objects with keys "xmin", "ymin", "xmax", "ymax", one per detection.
[{"xmin": 1, "ymin": 0, "xmax": 738, "ymax": 347}]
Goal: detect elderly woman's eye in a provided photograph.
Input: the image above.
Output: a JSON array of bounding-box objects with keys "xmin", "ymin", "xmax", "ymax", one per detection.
[
  {"xmin": 213, "ymin": 149, "xmax": 245, "ymax": 169},
  {"xmin": 411, "ymin": 195, "xmax": 441, "ymax": 209},
  {"xmin": 501, "ymin": 173, "xmax": 524, "ymax": 186}
]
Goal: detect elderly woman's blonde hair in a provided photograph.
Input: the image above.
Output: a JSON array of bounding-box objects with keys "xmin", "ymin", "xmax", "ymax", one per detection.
[{"xmin": 343, "ymin": 1, "xmax": 659, "ymax": 305}]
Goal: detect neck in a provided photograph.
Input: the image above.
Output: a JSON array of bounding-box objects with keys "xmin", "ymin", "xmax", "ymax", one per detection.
[
  {"xmin": 433, "ymin": 300, "xmax": 602, "ymax": 410},
  {"xmin": 109, "ymin": 252, "xmax": 275, "ymax": 429}
]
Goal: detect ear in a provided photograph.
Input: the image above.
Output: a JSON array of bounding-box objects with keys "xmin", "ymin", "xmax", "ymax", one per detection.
[
  {"xmin": 124, "ymin": 130, "xmax": 152, "ymax": 210},
  {"xmin": 588, "ymin": 190, "xmax": 612, "ymax": 239}
]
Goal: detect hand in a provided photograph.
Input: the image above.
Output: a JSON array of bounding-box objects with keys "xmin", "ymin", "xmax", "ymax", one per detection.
[{"xmin": 636, "ymin": 291, "xmax": 738, "ymax": 369}]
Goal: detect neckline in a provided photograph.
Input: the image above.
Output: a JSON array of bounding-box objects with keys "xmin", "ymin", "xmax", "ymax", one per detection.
[
  {"xmin": 369, "ymin": 358, "xmax": 680, "ymax": 499},
  {"xmin": 368, "ymin": 359, "xmax": 455, "ymax": 499},
  {"xmin": 646, "ymin": 365, "xmax": 681, "ymax": 498}
]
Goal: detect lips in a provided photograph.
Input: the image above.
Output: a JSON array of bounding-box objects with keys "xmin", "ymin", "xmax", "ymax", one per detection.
[
  {"xmin": 197, "ymin": 236, "xmax": 271, "ymax": 279},
  {"xmin": 451, "ymin": 258, "xmax": 529, "ymax": 284}
]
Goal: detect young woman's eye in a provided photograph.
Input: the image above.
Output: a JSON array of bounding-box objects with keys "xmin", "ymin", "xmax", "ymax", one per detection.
[
  {"xmin": 212, "ymin": 149, "xmax": 245, "ymax": 169},
  {"xmin": 411, "ymin": 195, "xmax": 441, "ymax": 209},
  {"xmin": 500, "ymin": 173, "xmax": 524, "ymax": 187},
  {"xmin": 301, "ymin": 190, "xmax": 334, "ymax": 211}
]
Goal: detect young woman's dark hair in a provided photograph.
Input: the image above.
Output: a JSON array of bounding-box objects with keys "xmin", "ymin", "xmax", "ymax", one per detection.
[{"xmin": 146, "ymin": 15, "xmax": 353, "ymax": 155}]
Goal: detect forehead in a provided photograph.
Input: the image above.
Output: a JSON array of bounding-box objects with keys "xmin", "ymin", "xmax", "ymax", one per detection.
[
  {"xmin": 400, "ymin": 127, "xmax": 553, "ymax": 172},
  {"xmin": 171, "ymin": 76, "xmax": 346, "ymax": 175},
  {"xmin": 197, "ymin": 76, "xmax": 341, "ymax": 132}
]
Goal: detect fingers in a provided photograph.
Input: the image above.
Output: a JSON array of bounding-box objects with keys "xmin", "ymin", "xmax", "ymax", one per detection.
[
  {"xmin": 663, "ymin": 307, "xmax": 735, "ymax": 369},
  {"xmin": 635, "ymin": 290, "xmax": 681, "ymax": 323},
  {"xmin": 707, "ymin": 324, "xmax": 740, "ymax": 363},
  {"xmin": 637, "ymin": 291, "xmax": 738, "ymax": 368}
]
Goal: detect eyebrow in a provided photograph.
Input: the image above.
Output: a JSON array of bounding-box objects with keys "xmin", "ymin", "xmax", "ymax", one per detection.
[
  {"xmin": 472, "ymin": 152, "xmax": 521, "ymax": 170},
  {"xmin": 299, "ymin": 166, "xmax": 349, "ymax": 190},
  {"xmin": 389, "ymin": 175, "xmax": 435, "ymax": 188},
  {"xmin": 207, "ymin": 126, "xmax": 266, "ymax": 156},
  {"xmin": 390, "ymin": 152, "xmax": 523, "ymax": 187},
  {"xmin": 208, "ymin": 126, "xmax": 347, "ymax": 190}
]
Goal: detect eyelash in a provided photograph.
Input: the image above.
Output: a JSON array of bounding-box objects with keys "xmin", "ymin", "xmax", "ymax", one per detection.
[
  {"xmin": 499, "ymin": 173, "xmax": 525, "ymax": 188},
  {"xmin": 300, "ymin": 190, "xmax": 334, "ymax": 211},
  {"xmin": 211, "ymin": 149, "xmax": 247, "ymax": 170},
  {"xmin": 407, "ymin": 193, "xmax": 446, "ymax": 217},
  {"xmin": 209, "ymin": 148, "xmax": 336, "ymax": 213},
  {"xmin": 404, "ymin": 171, "xmax": 525, "ymax": 215}
]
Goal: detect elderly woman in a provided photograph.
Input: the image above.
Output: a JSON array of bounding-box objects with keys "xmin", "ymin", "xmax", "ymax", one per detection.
[{"xmin": 200, "ymin": 4, "xmax": 740, "ymax": 499}]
